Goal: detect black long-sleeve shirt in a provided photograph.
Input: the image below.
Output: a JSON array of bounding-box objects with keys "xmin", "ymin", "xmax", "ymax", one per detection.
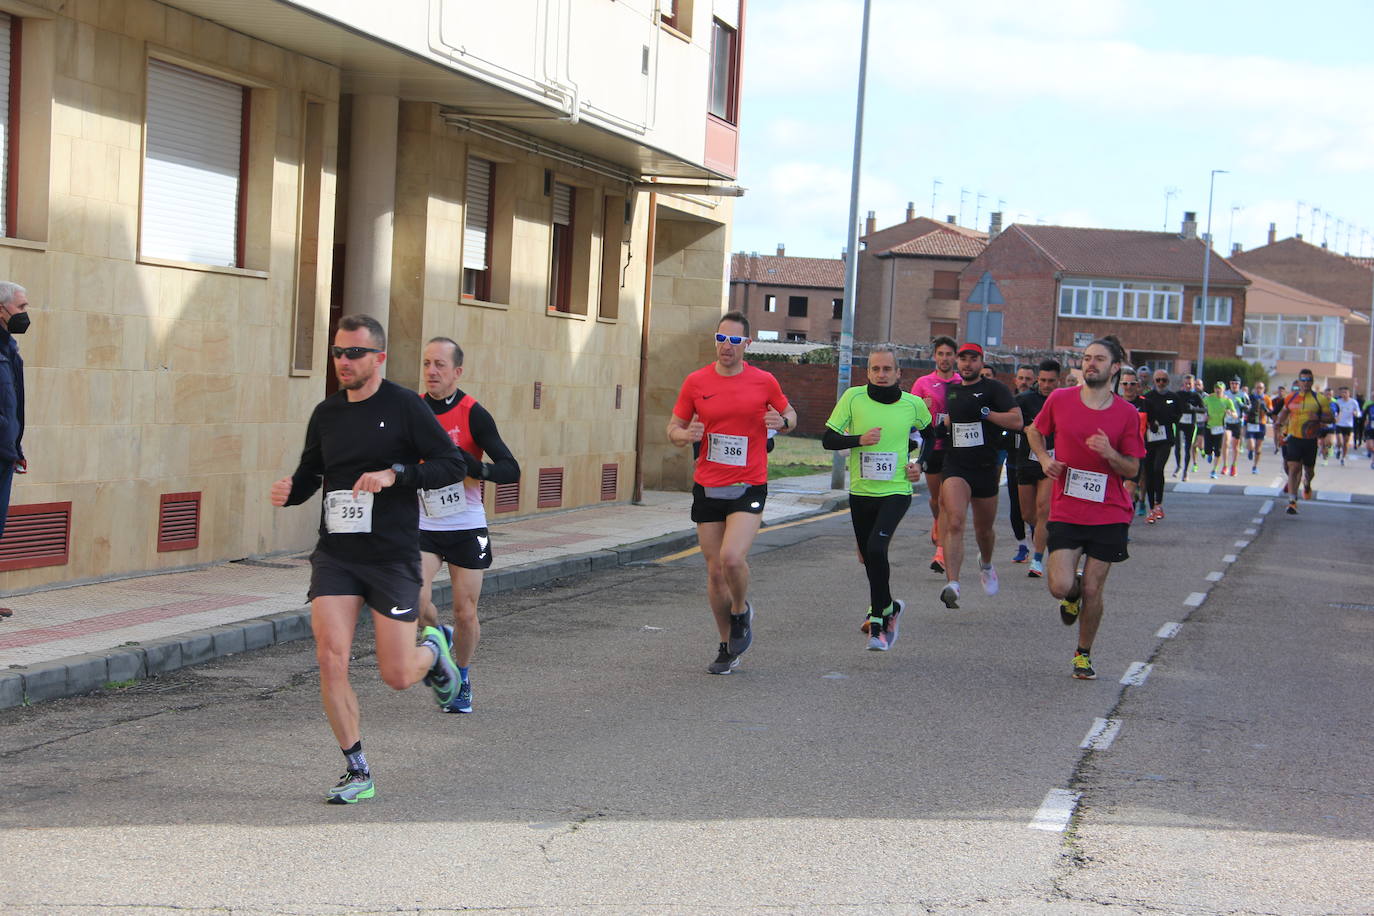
[
  {"xmin": 287, "ymin": 379, "xmax": 466, "ymax": 562},
  {"xmin": 422, "ymin": 391, "xmax": 520, "ymax": 484}
]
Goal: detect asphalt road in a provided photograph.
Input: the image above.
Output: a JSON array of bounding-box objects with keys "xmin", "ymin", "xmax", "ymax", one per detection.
[{"xmin": 2, "ymin": 490, "xmax": 1372, "ymax": 914}]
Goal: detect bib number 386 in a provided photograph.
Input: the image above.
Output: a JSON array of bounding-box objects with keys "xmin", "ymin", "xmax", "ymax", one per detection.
[{"xmin": 708, "ymin": 433, "xmax": 748, "ymax": 466}]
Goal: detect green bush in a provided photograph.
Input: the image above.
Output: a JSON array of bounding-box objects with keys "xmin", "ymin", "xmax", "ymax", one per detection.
[{"xmin": 1200, "ymin": 358, "xmax": 1267, "ymax": 391}]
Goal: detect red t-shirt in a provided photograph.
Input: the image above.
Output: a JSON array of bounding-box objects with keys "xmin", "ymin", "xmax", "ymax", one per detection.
[
  {"xmin": 1033, "ymin": 387, "xmax": 1146, "ymax": 526},
  {"xmin": 910, "ymin": 371, "xmax": 955, "ymax": 450},
  {"xmin": 672, "ymin": 362, "xmax": 790, "ymax": 487}
]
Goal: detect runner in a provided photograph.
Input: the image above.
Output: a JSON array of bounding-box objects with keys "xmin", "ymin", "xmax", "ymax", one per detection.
[
  {"xmin": 1006, "ymin": 365, "xmax": 1035, "ymax": 562},
  {"xmin": 414, "ymin": 337, "xmax": 521, "ymax": 714},
  {"xmin": 1025, "ymin": 335, "xmax": 1145, "ymax": 680},
  {"xmin": 1243, "ymin": 381, "xmax": 1271, "ymax": 474},
  {"xmin": 667, "ymin": 311, "xmax": 796, "ymax": 674},
  {"xmin": 1015, "ymin": 359, "xmax": 1062, "ymax": 578},
  {"xmin": 1363, "ymin": 396, "xmax": 1374, "ymax": 468},
  {"xmin": 1141, "ymin": 369, "xmax": 1178, "ymax": 521},
  {"xmin": 1201, "ymin": 381, "xmax": 1235, "ymax": 478},
  {"xmin": 934, "ymin": 343, "xmax": 1022, "ymax": 609},
  {"xmin": 1274, "ymin": 369, "xmax": 1333, "ymax": 514},
  {"xmin": 1319, "ymin": 386, "xmax": 1337, "ymax": 464},
  {"xmin": 1331, "ymin": 386, "xmax": 1359, "ymax": 465},
  {"xmin": 911, "ymin": 336, "xmax": 958, "ymax": 574},
  {"xmin": 269, "ymin": 314, "xmax": 468, "ymax": 804},
  {"xmin": 1172, "ymin": 374, "xmax": 1201, "ymax": 479},
  {"xmin": 1222, "ymin": 376, "xmax": 1247, "ymax": 476},
  {"xmin": 822, "ymin": 345, "xmax": 931, "ymax": 650},
  {"xmin": 1269, "ymin": 385, "xmax": 1287, "ymax": 455},
  {"xmin": 1120, "ymin": 369, "xmax": 1147, "ymax": 516}
]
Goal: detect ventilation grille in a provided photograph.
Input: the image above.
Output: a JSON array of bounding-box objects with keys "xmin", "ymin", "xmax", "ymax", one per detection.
[
  {"xmin": 537, "ymin": 467, "xmax": 564, "ymax": 509},
  {"xmin": 533, "ymin": 381, "xmax": 542, "ymax": 409},
  {"xmin": 158, "ymin": 491, "xmax": 201, "ymax": 552},
  {"xmin": 494, "ymin": 481, "xmax": 520, "ymax": 514},
  {"xmin": 600, "ymin": 464, "xmax": 618, "ymax": 501},
  {"xmin": 0, "ymin": 502, "xmax": 72, "ymax": 571}
]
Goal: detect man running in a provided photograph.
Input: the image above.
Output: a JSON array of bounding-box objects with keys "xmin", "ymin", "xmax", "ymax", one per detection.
[
  {"xmin": 935, "ymin": 343, "xmax": 1022, "ymax": 609},
  {"xmin": 1141, "ymin": 369, "xmax": 1178, "ymax": 521},
  {"xmin": 823, "ymin": 345, "xmax": 931, "ymax": 650},
  {"xmin": 1025, "ymin": 335, "xmax": 1144, "ymax": 680},
  {"xmin": 1120, "ymin": 369, "xmax": 1147, "ymax": 515},
  {"xmin": 1202, "ymin": 382, "xmax": 1235, "ymax": 478},
  {"xmin": 414, "ymin": 337, "xmax": 520, "ymax": 714},
  {"xmin": 270, "ymin": 314, "xmax": 468, "ymax": 804},
  {"xmin": 1221, "ymin": 376, "xmax": 1247, "ymax": 476},
  {"xmin": 1015, "ymin": 359, "xmax": 1061, "ymax": 578},
  {"xmin": 1006, "ymin": 365, "xmax": 1035, "ymax": 563},
  {"xmin": 667, "ymin": 311, "xmax": 796, "ymax": 674},
  {"xmin": 911, "ymin": 337, "xmax": 958, "ymax": 573},
  {"xmin": 1269, "ymin": 385, "xmax": 1287, "ymax": 455},
  {"xmin": 1331, "ymin": 386, "xmax": 1359, "ymax": 465},
  {"xmin": 1362, "ymin": 396, "xmax": 1374, "ymax": 468},
  {"xmin": 1173, "ymin": 374, "xmax": 1204, "ymax": 480},
  {"xmin": 1243, "ymin": 381, "xmax": 1271, "ymax": 474},
  {"xmin": 1275, "ymin": 370, "xmax": 1332, "ymax": 514}
]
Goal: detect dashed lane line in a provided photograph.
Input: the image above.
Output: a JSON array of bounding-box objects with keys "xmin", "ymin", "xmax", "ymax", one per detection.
[
  {"xmin": 1205, "ymin": 571, "xmax": 1223, "ymax": 582},
  {"xmin": 1184, "ymin": 592, "xmax": 1208, "ymax": 607},
  {"xmin": 1157, "ymin": 622, "xmax": 1182, "ymax": 638},
  {"xmin": 1120, "ymin": 662, "xmax": 1153, "ymax": 686},
  {"xmin": 1028, "ymin": 788, "xmax": 1081, "ymax": 832},
  {"xmin": 1079, "ymin": 717, "xmax": 1121, "ymax": 751},
  {"xmin": 1223, "ymin": 554, "xmax": 1238, "ymax": 563}
]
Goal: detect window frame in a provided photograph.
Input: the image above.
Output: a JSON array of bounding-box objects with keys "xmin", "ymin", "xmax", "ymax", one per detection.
[
  {"xmin": 708, "ymin": 17, "xmax": 739, "ymax": 124},
  {"xmin": 548, "ymin": 180, "xmax": 576, "ymax": 314},
  {"xmin": 787, "ymin": 295, "xmax": 808, "ymax": 318},
  {"xmin": 763, "ymin": 293, "xmax": 776, "ymax": 313},
  {"xmin": 1057, "ymin": 277, "xmax": 1182, "ymax": 324},
  {"xmin": 462, "ymin": 154, "xmax": 495, "ymax": 302},
  {"xmin": 1191, "ymin": 294, "xmax": 1234, "ymax": 326}
]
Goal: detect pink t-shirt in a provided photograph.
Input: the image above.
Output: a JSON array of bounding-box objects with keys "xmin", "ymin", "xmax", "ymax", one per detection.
[
  {"xmin": 1033, "ymin": 387, "xmax": 1146, "ymax": 526},
  {"xmin": 911, "ymin": 372, "xmax": 955, "ymax": 450}
]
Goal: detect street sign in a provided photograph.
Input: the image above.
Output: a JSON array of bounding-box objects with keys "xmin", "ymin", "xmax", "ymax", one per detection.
[
  {"xmin": 967, "ymin": 271, "xmax": 1004, "ymax": 306},
  {"xmin": 1073, "ymin": 331, "xmax": 1093, "ymax": 348}
]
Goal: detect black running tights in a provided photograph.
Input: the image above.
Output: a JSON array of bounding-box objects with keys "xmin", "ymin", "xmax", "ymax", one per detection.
[
  {"xmin": 1145, "ymin": 441, "xmax": 1171, "ymax": 507},
  {"xmin": 849, "ymin": 493, "xmax": 912, "ymax": 614}
]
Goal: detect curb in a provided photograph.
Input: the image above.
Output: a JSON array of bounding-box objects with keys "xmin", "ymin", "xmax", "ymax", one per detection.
[{"xmin": 0, "ymin": 498, "xmax": 848, "ymax": 711}]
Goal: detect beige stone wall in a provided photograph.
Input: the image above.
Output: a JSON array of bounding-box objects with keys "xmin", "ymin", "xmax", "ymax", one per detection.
[{"xmin": 1, "ymin": 0, "xmax": 340, "ymax": 590}]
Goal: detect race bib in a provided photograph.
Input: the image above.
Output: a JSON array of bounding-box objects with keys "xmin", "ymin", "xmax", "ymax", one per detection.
[
  {"xmin": 1245, "ymin": 423, "xmax": 1262, "ymax": 434},
  {"xmin": 1063, "ymin": 468, "xmax": 1108, "ymax": 503},
  {"xmin": 324, "ymin": 490, "xmax": 374, "ymax": 534},
  {"xmin": 1210, "ymin": 425, "xmax": 1224, "ymax": 435},
  {"xmin": 1146, "ymin": 426, "xmax": 1168, "ymax": 443},
  {"xmin": 860, "ymin": 451, "xmax": 898, "ymax": 480},
  {"xmin": 420, "ymin": 482, "xmax": 467, "ymax": 518},
  {"xmin": 707, "ymin": 433, "xmax": 748, "ymax": 466},
  {"xmin": 952, "ymin": 422, "xmax": 984, "ymax": 448},
  {"xmin": 1027, "ymin": 447, "xmax": 1053, "ymax": 464},
  {"xmin": 1194, "ymin": 411, "xmax": 1207, "ymax": 423},
  {"xmin": 1178, "ymin": 414, "xmax": 1194, "ymax": 424}
]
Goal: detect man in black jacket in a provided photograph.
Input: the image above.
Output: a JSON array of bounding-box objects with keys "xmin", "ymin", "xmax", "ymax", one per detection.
[{"xmin": 0, "ymin": 281, "xmax": 30, "ymax": 620}]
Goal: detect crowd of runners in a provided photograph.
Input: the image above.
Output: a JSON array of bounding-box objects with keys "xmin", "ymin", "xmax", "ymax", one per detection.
[{"xmin": 271, "ymin": 310, "xmax": 1369, "ymax": 804}]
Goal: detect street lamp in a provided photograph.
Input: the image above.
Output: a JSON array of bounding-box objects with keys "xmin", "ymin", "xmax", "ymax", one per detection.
[{"xmin": 1196, "ymin": 169, "xmax": 1228, "ymax": 385}]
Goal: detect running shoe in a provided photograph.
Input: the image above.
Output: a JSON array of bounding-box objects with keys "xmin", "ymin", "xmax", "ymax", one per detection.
[
  {"xmin": 1059, "ymin": 579, "xmax": 1082, "ymax": 627},
  {"xmin": 1286, "ymin": 499, "xmax": 1298, "ymax": 515},
  {"xmin": 444, "ymin": 679, "xmax": 473, "ymax": 714},
  {"xmin": 1145, "ymin": 507, "xmax": 1158, "ymax": 524},
  {"xmin": 867, "ymin": 601, "xmax": 901, "ymax": 652},
  {"xmin": 326, "ymin": 769, "xmax": 375, "ymax": 805},
  {"xmin": 1170, "ymin": 467, "xmax": 1179, "ymax": 478},
  {"xmin": 1012, "ymin": 544, "xmax": 1030, "ymax": 564},
  {"xmin": 1303, "ymin": 483, "xmax": 1313, "ymax": 500},
  {"xmin": 1191, "ymin": 463, "xmax": 1198, "ymax": 472},
  {"xmin": 727, "ymin": 602, "xmax": 754, "ymax": 656},
  {"xmin": 1209, "ymin": 470, "xmax": 1218, "ymax": 479},
  {"xmin": 1246, "ymin": 448, "xmax": 1253, "ymax": 461},
  {"xmin": 421, "ymin": 626, "xmax": 460, "ymax": 708},
  {"xmin": 707, "ymin": 642, "xmax": 740, "ymax": 675},
  {"xmin": 1071, "ymin": 652, "xmax": 1097, "ymax": 680},
  {"xmin": 1028, "ymin": 558, "xmax": 1044, "ymax": 578},
  {"xmin": 939, "ymin": 582, "xmax": 960, "ymax": 609},
  {"xmin": 1251, "ymin": 466, "xmax": 1258, "ymax": 474},
  {"xmin": 980, "ymin": 565, "xmax": 999, "ymax": 596},
  {"xmin": 884, "ymin": 600, "xmax": 903, "ymax": 647},
  {"xmin": 930, "ymin": 547, "xmax": 945, "ymax": 574},
  {"xmin": 1229, "ymin": 466, "xmax": 1237, "ymax": 477}
]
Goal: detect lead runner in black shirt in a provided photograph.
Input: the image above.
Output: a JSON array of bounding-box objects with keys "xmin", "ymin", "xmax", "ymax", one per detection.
[
  {"xmin": 270, "ymin": 314, "xmax": 467, "ymax": 805},
  {"xmin": 936, "ymin": 343, "xmax": 1022, "ymax": 609}
]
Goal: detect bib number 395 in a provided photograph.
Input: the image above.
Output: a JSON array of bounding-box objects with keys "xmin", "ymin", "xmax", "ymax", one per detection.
[{"xmin": 324, "ymin": 490, "xmax": 374, "ymax": 534}]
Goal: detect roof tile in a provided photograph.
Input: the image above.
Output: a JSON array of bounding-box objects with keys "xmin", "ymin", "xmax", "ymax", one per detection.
[
  {"xmin": 1015, "ymin": 225, "xmax": 1249, "ymax": 286},
  {"xmin": 729, "ymin": 253, "xmax": 845, "ymax": 289}
]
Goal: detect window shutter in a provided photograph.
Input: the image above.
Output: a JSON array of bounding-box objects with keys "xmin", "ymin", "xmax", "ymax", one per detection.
[
  {"xmin": 142, "ymin": 60, "xmax": 243, "ymax": 267},
  {"xmin": 0, "ymin": 13, "xmax": 11, "ymax": 234},
  {"xmin": 463, "ymin": 155, "xmax": 491, "ymax": 272},
  {"xmin": 552, "ymin": 182, "xmax": 572, "ymax": 226}
]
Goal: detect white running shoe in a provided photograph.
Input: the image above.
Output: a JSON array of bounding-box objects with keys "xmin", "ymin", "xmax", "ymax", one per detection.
[
  {"xmin": 980, "ymin": 564, "xmax": 999, "ymax": 596},
  {"xmin": 939, "ymin": 582, "xmax": 960, "ymax": 609}
]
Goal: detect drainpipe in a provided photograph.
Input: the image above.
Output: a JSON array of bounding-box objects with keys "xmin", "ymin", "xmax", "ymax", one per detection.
[{"xmin": 632, "ymin": 190, "xmax": 659, "ymax": 503}]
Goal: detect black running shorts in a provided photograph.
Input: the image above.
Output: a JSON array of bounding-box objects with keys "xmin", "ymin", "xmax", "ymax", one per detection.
[
  {"xmin": 921, "ymin": 448, "xmax": 946, "ymax": 476},
  {"xmin": 941, "ymin": 462, "xmax": 1000, "ymax": 499},
  {"xmin": 1283, "ymin": 436, "xmax": 1319, "ymax": 467},
  {"xmin": 308, "ymin": 549, "xmax": 422, "ymax": 621},
  {"xmin": 691, "ymin": 483, "xmax": 768, "ymax": 524},
  {"xmin": 1017, "ymin": 457, "xmax": 1047, "ymax": 484},
  {"xmin": 1046, "ymin": 521, "xmax": 1130, "ymax": 564},
  {"xmin": 420, "ymin": 527, "xmax": 493, "ymax": 570}
]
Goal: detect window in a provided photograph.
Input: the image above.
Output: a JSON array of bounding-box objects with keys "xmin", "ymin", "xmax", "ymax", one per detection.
[
  {"xmin": 832, "ymin": 298, "xmax": 843, "ymax": 320},
  {"xmin": 932, "ymin": 270, "xmax": 960, "ymax": 298},
  {"xmin": 660, "ymin": 0, "xmax": 693, "ymax": 35},
  {"xmin": 708, "ymin": 18, "xmax": 739, "ymax": 123},
  {"xmin": 549, "ymin": 181, "xmax": 575, "ymax": 312},
  {"xmin": 1192, "ymin": 295, "xmax": 1233, "ymax": 325},
  {"xmin": 142, "ymin": 60, "xmax": 249, "ymax": 267},
  {"xmin": 788, "ymin": 295, "xmax": 808, "ymax": 317},
  {"xmin": 763, "ymin": 294, "xmax": 776, "ymax": 313},
  {"xmin": 1242, "ymin": 314, "xmax": 1347, "ymax": 364},
  {"xmin": 463, "ymin": 155, "xmax": 495, "ymax": 301},
  {"xmin": 598, "ymin": 194, "xmax": 626, "ymax": 319},
  {"xmin": 785, "ymin": 331, "xmax": 807, "ymax": 342},
  {"xmin": 1058, "ymin": 278, "xmax": 1182, "ymax": 323},
  {"xmin": 756, "ymin": 329, "xmax": 779, "ymax": 341}
]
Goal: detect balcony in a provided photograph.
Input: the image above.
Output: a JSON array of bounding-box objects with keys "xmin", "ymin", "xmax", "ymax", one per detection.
[{"xmin": 1242, "ymin": 345, "xmax": 1353, "ymax": 365}]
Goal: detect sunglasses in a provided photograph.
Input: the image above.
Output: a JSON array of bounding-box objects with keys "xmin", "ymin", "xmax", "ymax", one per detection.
[
  {"xmin": 330, "ymin": 346, "xmax": 383, "ymax": 359},
  {"xmin": 714, "ymin": 333, "xmax": 746, "ymax": 345}
]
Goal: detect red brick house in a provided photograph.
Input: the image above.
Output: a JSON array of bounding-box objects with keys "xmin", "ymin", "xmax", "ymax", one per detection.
[
  {"xmin": 959, "ymin": 221, "xmax": 1250, "ymax": 376},
  {"xmin": 1231, "ymin": 235, "xmax": 1372, "ymax": 392},
  {"xmin": 729, "ymin": 247, "xmax": 845, "ymax": 342}
]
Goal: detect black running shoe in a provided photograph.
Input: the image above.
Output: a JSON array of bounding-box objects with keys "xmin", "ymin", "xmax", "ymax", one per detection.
[
  {"xmin": 1286, "ymin": 500, "xmax": 1297, "ymax": 515},
  {"xmin": 326, "ymin": 769, "xmax": 375, "ymax": 804},
  {"xmin": 727, "ymin": 602, "xmax": 754, "ymax": 656},
  {"xmin": 707, "ymin": 642, "xmax": 740, "ymax": 675}
]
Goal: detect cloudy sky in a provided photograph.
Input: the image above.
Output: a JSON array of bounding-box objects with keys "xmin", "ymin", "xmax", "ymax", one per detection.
[{"xmin": 730, "ymin": 0, "xmax": 1374, "ymax": 261}]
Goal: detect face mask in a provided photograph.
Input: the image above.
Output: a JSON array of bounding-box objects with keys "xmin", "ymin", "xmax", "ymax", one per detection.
[{"xmin": 5, "ymin": 309, "xmax": 28, "ymax": 334}]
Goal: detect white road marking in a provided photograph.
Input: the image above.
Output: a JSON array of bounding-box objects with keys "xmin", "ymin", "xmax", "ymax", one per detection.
[
  {"xmin": 1243, "ymin": 485, "xmax": 1281, "ymax": 496},
  {"xmin": 1244, "ymin": 527, "xmax": 1258, "ymax": 535},
  {"xmin": 1250, "ymin": 517, "xmax": 1264, "ymax": 524},
  {"xmin": 1259, "ymin": 500, "xmax": 1274, "ymax": 516},
  {"xmin": 1317, "ymin": 491, "xmax": 1353, "ymax": 502},
  {"xmin": 1205, "ymin": 571, "xmax": 1223, "ymax": 582},
  {"xmin": 1121, "ymin": 662, "xmax": 1153, "ymax": 686},
  {"xmin": 1157, "ymin": 622, "xmax": 1182, "ymax": 638},
  {"xmin": 1080, "ymin": 717, "xmax": 1122, "ymax": 750},
  {"xmin": 1234, "ymin": 540, "xmax": 1250, "ymax": 548},
  {"xmin": 1174, "ymin": 481, "xmax": 1213, "ymax": 493},
  {"xmin": 1184, "ymin": 592, "xmax": 1208, "ymax": 606},
  {"xmin": 1222, "ymin": 554, "xmax": 1238, "ymax": 563},
  {"xmin": 1029, "ymin": 788, "xmax": 1081, "ymax": 832},
  {"xmin": 1268, "ymin": 475, "xmax": 1286, "ymax": 489}
]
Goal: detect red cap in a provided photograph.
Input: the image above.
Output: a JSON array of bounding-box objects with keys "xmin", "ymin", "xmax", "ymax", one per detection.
[{"xmin": 957, "ymin": 342, "xmax": 984, "ymax": 356}]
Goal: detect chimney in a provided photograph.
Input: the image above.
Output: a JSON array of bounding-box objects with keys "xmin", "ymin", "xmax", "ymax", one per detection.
[
  {"xmin": 946, "ymin": 214, "xmax": 956, "ymax": 224},
  {"xmin": 1267, "ymin": 222, "xmax": 1277, "ymax": 245},
  {"xmin": 906, "ymin": 201, "xmax": 916, "ymax": 221},
  {"xmin": 776, "ymin": 243, "xmax": 785, "ymax": 257},
  {"xmin": 1181, "ymin": 211, "xmax": 1198, "ymax": 239},
  {"xmin": 1232, "ymin": 242, "xmax": 1243, "ymax": 256},
  {"xmin": 864, "ymin": 211, "xmax": 876, "ymax": 235},
  {"xmin": 840, "ymin": 246, "xmax": 847, "ymax": 262},
  {"xmin": 989, "ymin": 211, "xmax": 1003, "ymax": 237}
]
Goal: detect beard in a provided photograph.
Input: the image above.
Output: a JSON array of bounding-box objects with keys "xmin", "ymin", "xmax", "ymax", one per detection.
[{"xmin": 1082, "ymin": 371, "xmax": 1110, "ymax": 390}]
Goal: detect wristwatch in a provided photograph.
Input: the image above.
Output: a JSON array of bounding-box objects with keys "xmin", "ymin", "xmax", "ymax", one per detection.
[
  {"xmin": 390, "ymin": 463, "xmax": 406, "ymax": 484},
  {"xmin": 781, "ymin": 415, "xmax": 791, "ymax": 430},
  {"xmin": 980, "ymin": 406, "xmax": 990, "ymax": 418}
]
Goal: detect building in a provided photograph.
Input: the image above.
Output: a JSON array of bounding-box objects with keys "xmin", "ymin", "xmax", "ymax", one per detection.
[
  {"xmin": 728, "ymin": 247, "xmax": 844, "ymax": 342},
  {"xmin": 1235, "ymin": 269, "xmax": 1368, "ymax": 389},
  {"xmin": 1231, "ymin": 233, "xmax": 1373, "ymax": 394},
  {"xmin": 958, "ymin": 218, "xmax": 1250, "ymax": 377},
  {"xmin": 0, "ymin": 0, "xmax": 746, "ymax": 591},
  {"xmin": 855, "ymin": 208, "xmax": 988, "ymax": 346}
]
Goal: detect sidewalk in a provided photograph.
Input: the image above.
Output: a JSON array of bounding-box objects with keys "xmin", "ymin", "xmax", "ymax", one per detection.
[{"xmin": 4, "ymin": 447, "xmax": 1371, "ymax": 709}]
